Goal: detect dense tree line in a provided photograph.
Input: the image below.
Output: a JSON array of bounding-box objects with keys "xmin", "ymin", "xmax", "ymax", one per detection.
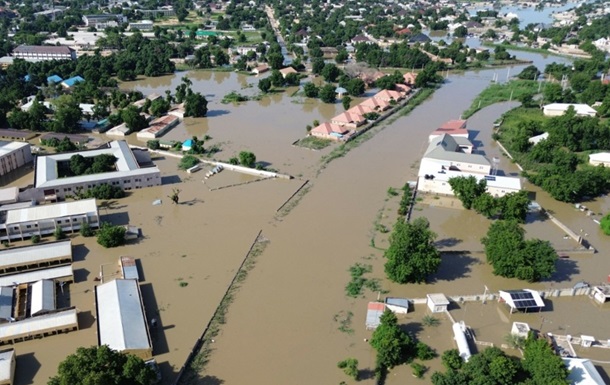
[{"xmin": 432, "ymin": 335, "xmax": 569, "ymax": 385}]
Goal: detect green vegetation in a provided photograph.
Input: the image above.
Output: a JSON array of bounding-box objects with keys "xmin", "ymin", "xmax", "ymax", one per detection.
[
  {"xmin": 96, "ymin": 222, "xmax": 126, "ymax": 248},
  {"xmin": 411, "ymin": 362, "xmax": 426, "ymax": 379},
  {"xmin": 294, "ymin": 136, "xmax": 332, "ymax": 150},
  {"xmin": 397, "ymin": 183, "xmax": 412, "ymax": 216},
  {"xmin": 238, "ymin": 151, "xmax": 257, "ymax": 168},
  {"xmin": 31, "ymin": 235, "xmax": 40, "ymax": 244},
  {"xmin": 41, "ymin": 137, "xmax": 79, "ymax": 153},
  {"xmin": 63, "ymin": 154, "xmax": 117, "ymax": 177},
  {"xmin": 370, "ymin": 310, "xmax": 418, "ymax": 378},
  {"xmin": 600, "ymin": 213, "xmax": 610, "ymax": 235},
  {"xmin": 482, "ymin": 220, "xmax": 557, "ymax": 282},
  {"xmin": 448, "ymin": 176, "xmax": 530, "ymax": 222},
  {"xmin": 384, "ymin": 217, "xmax": 441, "ymax": 284},
  {"xmin": 79, "ymin": 222, "xmax": 94, "ymax": 238},
  {"xmin": 54, "ymin": 227, "xmax": 65, "ymax": 241},
  {"xmin": 48, "ymin": 345, "xmax": 157, "ymax": 385},
  {"xmin": 462, "ymin": 80, "xmax": 540, "ymax": 118},
  {"xmin": 221, "ymin": 91, "xmax": 250, "ymax": 104},
  {"xmin": 345, "ymin": 263, "xmax": 384, "ymax": 297},
  {"xmin": 75, "ymin": 184, "xmax": 126, "ymax": 200},
  {"xmin": 422, "ymin": 315, "xmax": 441, "ymax": 328},
  {"xmin": 497, "ymin": 107, "xmax": 610, "ymax": 202},
  {"xmin": 337, "ymin": 358, "xmax": 359, "ymax": 381},
  {"xmin": 334, "ymin": 310, "xmax": 354, "ymax": 334},
  {"xmin": 179, "ymin": 155, "xmax": 200, "ymax": 170}
]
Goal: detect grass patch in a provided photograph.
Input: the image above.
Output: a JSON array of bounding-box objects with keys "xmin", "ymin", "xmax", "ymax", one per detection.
[
  {"xmin": 221, "ymin": 91, "xmax": 250, "ymax": 104},
  {"xmin": 334, "ymin": 311, "xmax": 354, "ymax": 335},
  {"xmin": 462, "ymin": 79, "xmax": 539, "ymax": 118},
  {"xmin": 422, "ymin": 315, "xmax": 441, "ymax": 327},
  {"xmin": 482, "ymin": 42, "xmax": 565, "ymax": 57},
  {"xmin": 179, "ymin": 281, "xmax": 189, "ymax": 287},
  {"xmin": 294, "ymin": 136, "xmax": 333, "ymax": 150}
]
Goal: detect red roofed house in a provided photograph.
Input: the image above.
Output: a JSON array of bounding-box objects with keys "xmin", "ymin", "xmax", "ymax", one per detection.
[
  {"xmin": 279, "ymin": 67, "xmax": 297, "ymax": 78},
  {"xmin": 403, "ymin": 72, "xmax": 418, "ymax": 85},
  {"xmin": 395, "ymin": 83, "xmax": 412, "ymax": 95},
  {"xmin": 331, "ymin": 112, "xmax": 366, "ymax": 128},
  {"xmin": 252, "ymin": 63, "xmax": 270, "ymax": 75},
  {"xmin": 396, "ymin": 27, "xmax": 411, "ymax": 35},
  {"xmin": 374, "ymin": 89, "xmax": 404, "ymax": 102},
  {"xmin": 310, "ymin": 122, "xmax": 349, "ymax": 141},
  {"xmin": 429, "ymin": 120, "xmax": 469, "ymax": 142},
  {"xmin": 360, "ymin": 97, "xmax": 391, "ymax": 111},
  {"xmin": 347, "ymin": 104, "xmax": 375, "ymax": 117}
]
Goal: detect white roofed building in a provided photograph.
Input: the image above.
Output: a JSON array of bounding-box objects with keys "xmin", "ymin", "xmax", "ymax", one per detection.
[
  {"xmin": 0, "ymin": 348, "xmax": 15, "ymax": 385},
  {"xmin": 1, "ymin": 199, "xmax": 99, "ymax": 241},
  {"xmin": 0, "ymin": 240, "xmax": 72, "ymax": 276},
  {"xmin": 563, "ymin": 358, "xmax": 605, "ymax": 385},
  {"xmin": 543, "ymin": 103, "xmax": 597, "ymax": 117},
  {"xmin": 0, "ymin": 142, "xmax": 32, "ymax": 178},
  {"xmin": 95, "ymin": 279, "xmax": 152, "ymax": 360},
  {"xmin": 30, "ymin": 280, "xmax": 56, "ymax": 316},
  {"xmin": 588, "ymin": 153, "xmax": 610, "ymax": 167},
  {"xmin": 34, "ymin": 141, "xmax": 161, "ymax": 201},
  {"xmin": 499, "ymin": 289, "xmax": 545, "ymax": 313}
]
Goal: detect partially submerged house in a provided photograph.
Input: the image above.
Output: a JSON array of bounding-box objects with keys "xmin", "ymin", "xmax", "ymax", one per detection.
[
  {"xmin": 310, "ymin": 123, "xmax": 349, "ymax": 141},
  {"xmin": 543, "ymin": 103, "xmax": 596, "ymax": 117},
  {"xmin": 384, "ymin": 297, "xmax": 410, "ymax": 314},
  {"xmin": 427, "ymin": 293, "xmax": 449, "ymax": 313},
  {"xmin": 30, "ymin": 279, "xmax": 56, "ymax": 316},
  {"xmin": 365, "ymin": 302, "xmax": 386, "ymax": 330},
  {"xmin": 330, "ymin": 112, "xmax": 366, "ymax": 128}
]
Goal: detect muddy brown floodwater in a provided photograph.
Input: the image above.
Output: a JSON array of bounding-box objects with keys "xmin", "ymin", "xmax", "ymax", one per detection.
[{"xmin": 10, "ymin": 52, "xmax": 604, "ymax": 385}]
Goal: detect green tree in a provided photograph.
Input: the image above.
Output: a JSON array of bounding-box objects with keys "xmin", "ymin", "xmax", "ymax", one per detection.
[
  {"xmin": 54, "ymin": 226, "xmax": 66, "ymax": 241},
  {"xmin": 284, "ymin": 72, "xmax": 300, "ymax": 86},
  {"xmin": 522, "ymin": 336, "xmax": 569, "ymax": 385},
  {"xmin": 258, "ymin": 78, "xmax": 272, "ymax": 93},
  {"xmin": 267, "ymin": 53, "xmax": 285, "ymax": 70},
  {"xmin": 346, "ymin": 78, "xmax": 366, "ymax": 96},
  {"xmin": 496, "ymin": 191, "xmax": 530, "ymax": 223},
  {"xmin": 79, "ymin": 222, "xmax": 94, "ymax": 237},
  {"xmin": 270, "ymin": 70, "xmax": 284, "ymax": 87},
  {"xmin": 337, "ymin": 358, "xmax": 359, "ymax": 381},
  {"xmin": 121, "ymin": 106, "xmax": 148, "ymax": 132},
  {"xmin": 48, "ymin": 345, "xmax": 156, "ymax": 385},
  {"xmin": 472, "ymin": 193, "xmax": 499, "ymax": 218},
  {"xmin": 179, "ymin": 155, "xmax": 200, "ymax": 170},
  {"xmin": 517, "ymin": 65, "xmax": 540, "ymax": 80},
  {"xmin": 448, "ymin": 176, "xmax": 487, "ymax": 210},
  {"xmin": 184, "ymin": 92, "xmax": 208, "ymax": 117},
  {"xmin": 441, "ymin": 349, "xmax": 463, "ymax": 371},
  {"xmin": 342, "ymin": 96, "xmax": 352, "ymax": 110},
  {"xmin": 149, "ymin": 98, "xmax": 171, "ymax": 116},
  {"xmin": 321, "ymin": 63, "xmax": 341, "ymax": 82},
  {"xmin": 319, "ymin": 84, "xmax": 337, "ymax": 104},
  {"xmin": 147, "ymin": 140, "xmax": 160, "ymax": 150},
  {"xmin": 303, "ymin": 82, "xmax": 319, "ymax": 98},
  {"xmin": 312, "ymin": 58, "xmax": 325, "ymax": 75},
  {"xmin": 52, "ymin": 95, "xmax": 83, "ymax": 133},
  {"xmin": 370, "ymin": 310, "xmax": 416, "ymax": 369},
  {"xmin": 600, "ymin": 213, "xmax": 610, "ymax": 235},
  {"xmin": 453, "ymin": 26, "xmax": 468, "ymax": 38},
  {"xmin": 238, "ymin": 151, "xmax": 256, "ymax": 167},
  {"xmin": 384, "ymin": 217, "xmax": 441, "ymax": 284},
  {"xmin": 96, "ymin": 222, "xmax": 126, "ymax": 248}
]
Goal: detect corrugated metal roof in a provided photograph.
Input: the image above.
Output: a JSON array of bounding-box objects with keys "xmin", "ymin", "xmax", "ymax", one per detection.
[
  {"xmin": 5, "ymin": 199, "xmax": 97, "ymax": 225},
  {"xmin": 96, "ymin": 279, "xmax": 151, "ymax": 353},
  {"xmin": 0, "ymin": 240, "xmax": 71, "ymax": 270},
  {"xmin": 0, "ymin": 308, "xmax": 77, "ymax": 342},
  {"xmin": 0, "ymin": 265, "xmax": 73, "ymax": 286},
  {"xmin": 120, "ymin": 257, "xmax": 139, "ymax": 281},
  {"xmin": 0, "ymin": 288, "xmax": 13, "ymax": 321},
  {"xmin": 31, "ymin": 279, "xmax": 56, "ymax": 316},
  {"xmin": 366, "ymin": 302, "xmax": 385, "ymax": 330},
  {"xmin": 0, "ymin": 348, "xmax": 14, "ymax": 382}
]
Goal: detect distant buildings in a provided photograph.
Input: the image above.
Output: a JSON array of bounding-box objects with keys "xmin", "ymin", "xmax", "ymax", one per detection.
[
  {"xmin": 136, "ymin": 7, "xmax": 176, "ymax": 18},
  {"xmin": 136, "ymin": 115, "xmax": 180, "ymax": 140},
  {"xmin": 34, "ymin": 141, "xmax": 161, "ymax": 201},
  {"xmin": 129, "ymin": 20, "xmax": 154, "ymax": 31},
  {"xmin": 34, "ymin": 8, "xmax": 65, "ymax": 20},
  {"xmin": 12, "ymin": 45, "xmax": 76, "ymax": 61},
  {"xmin": 82, "ymin": 14, "xmax": 127, "ymax": 29}
]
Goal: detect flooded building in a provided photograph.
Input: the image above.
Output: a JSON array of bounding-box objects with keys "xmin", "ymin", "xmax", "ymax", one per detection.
[
  {"xmin": 0, "ymin": 142, "xmax": 32, "ymax": 178},
  {"xmin": 563, "ymin": 358, "xmax": 605, "ymax": 385},
  {"xmin": 330, "ymin": 112, "xmax": 366, "ymax": 128},
  {"xmin": 310, "ymin": 123, "xmax": 349, "ymax": 141},
  {"xmin": 0, "ymin": 130, "xmax": 36, "ymax": 142},
  {"xmin": 429, "ymin": 120, "xmax": 469, "ymax": 142},
  {"xmin": 30, "ymin": 280, "xmax": 56, "ymax": 316},
  {"xmin": 1, "ymin": 199, "xmax": 99, "ymax": 241},
  {"xmin": 384, "ymin": 297, "xmax": 410, "ymax": 314},
  {"xmin": 0, "ymin": 288, "xmax": 13, "ymax": 323},
  {"xmin": 427, "ymin": 293, "xmax": 450, "ymax": 313},
  {"xmin": 0, "ymin": 308, "xmax": 78, "ymax": 346},
  {"xmin": 119, "ymin": 257, "xmax": 139, "ymax": 281},
  {"xmin": 95, "ymin": 279, "xmax": 152, "ymax": 360},
  {"xmin": 588, "ymin": 153, "xmax": 610, "ymax": 167},
  {"xmin": 34, "ymin": 141, "xmax": 161, "ymax": 200},
  {"xmin": 136, "ymin": 115, "xmax": 180, "ymax": 141},
  {"xmin": 542, "ymin": 103, "xmax": 597, "ymax": 117},
  {"xmin": 12, "ymin": 45, "xmax": 76, "ymax": 61},
  {"xmin": 365, "ymin": 302, "xmax": 386, "ymax": 330},
  {"xmin": 0, "ymin": 348, "xmax": 15, "ymax": 385},
  {"xmin": 591, "ymin": 286, "xmax": 610, "ymax": 304},
  {"xmin": 0, "ymin": 266, "xmax": 73, "ymax": 287},
  {"xmin": 0, "ymin": 240, "xmax": 72, "ymax": 276}
]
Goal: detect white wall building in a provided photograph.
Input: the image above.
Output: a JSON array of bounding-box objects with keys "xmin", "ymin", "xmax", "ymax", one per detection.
[
  {"xmin": 0, "ymin": 348, "xmax": 15, "ymax": 385},
  {"xmin": 12, "ymin": 45, "xmax": 76, "ymax": 61},
  {"xmin": 34, "ymin": 141, "xmax": 161, "ymax": 201},
  {"xmin": 543, "ymin": 103, "xmax": 597, "ymax": 117},
  {"xmin": 0, "ymin": 142, "xmax": 32, "ymax": 178},
  {"xmin": 129, "ymin": 20, "xmax": 154, "ymax": 31},
  {"xmin": 1, "ymin": 199, "xmax": 99, "ymax": 241},
  {"xmin": 588, "ymin": 153, "xmax": 610, "ymax": 167}
]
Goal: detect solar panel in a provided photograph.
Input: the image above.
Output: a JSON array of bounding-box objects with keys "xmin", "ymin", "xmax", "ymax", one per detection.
[{"xmin": 485, "ymin": 175, "xmax": 496, "ymax": 181}]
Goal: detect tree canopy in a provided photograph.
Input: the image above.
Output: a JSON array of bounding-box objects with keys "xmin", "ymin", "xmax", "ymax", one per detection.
[
  {"xmin": 96, "ymin": 222, "xmax": 127, "ymax": 248},
  {"xmin": 370, "ymin": 309, "xmax": 416, "ymax": 370},
  {"xmin": 384, "ymin": 217, "xmax": 441, "ymax": 284},
  {"xmin": 48, "ymin": 345, "xmax": 156, "ymax": 385},
  {"xmin": 482, "ymin": 220, "xmax": 557, "ymax": 282}
]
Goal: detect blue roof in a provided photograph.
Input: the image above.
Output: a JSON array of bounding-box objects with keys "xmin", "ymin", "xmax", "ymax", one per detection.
[
  {"xmin": 182, "ymin": 139, "xmax": 194, "ymax": 146},
  {"xmin": 47, "ymin": 75, "xmax": 63, "ymax": 84},
  {"xmin": 335, "ymin": 87, "xmax": 347, "ymax": 94},
  {"xmin": 24, "ymin": 74, "xmax": 31, "ymax": 82},
  {"xmin": 62, "ymin": 76, "xmax": 84, "ymax": 87}
]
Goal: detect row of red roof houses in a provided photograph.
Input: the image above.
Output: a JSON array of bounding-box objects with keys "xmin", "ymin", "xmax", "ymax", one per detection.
[{"xmin": 310, "ymin": 72, "xmax": 417, "ymax": 141}]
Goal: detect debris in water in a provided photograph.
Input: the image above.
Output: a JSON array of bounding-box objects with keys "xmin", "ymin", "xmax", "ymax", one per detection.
[{"xmin": 153, "ymin": 199, "xmax": 162, "ymax": 206}]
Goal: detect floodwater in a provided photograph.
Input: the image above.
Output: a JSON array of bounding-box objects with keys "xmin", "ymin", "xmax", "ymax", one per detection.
[{"xmin": 10, "ymin": 49, "xmax": 608, "ymax": 384}]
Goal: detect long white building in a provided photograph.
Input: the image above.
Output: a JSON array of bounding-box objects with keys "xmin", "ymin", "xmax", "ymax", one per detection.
[
  {"xmin": 0, "ymin": 142, "xmax": 32, "ymax": 178},
  {"xmin": 34, "ymin": 141, "xmax": 161, "ymax": 201}
]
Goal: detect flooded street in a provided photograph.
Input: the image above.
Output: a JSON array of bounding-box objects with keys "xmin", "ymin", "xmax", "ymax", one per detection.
[{"xmin": 12, "ymin": 49, "xmax": 610, "ymax": 385}]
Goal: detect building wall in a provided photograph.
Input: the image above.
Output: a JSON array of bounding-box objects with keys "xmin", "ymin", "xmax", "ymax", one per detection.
[
  {"xmin": 0, "ymin": 144, "xmax": 32, "ymax": 177},
  {"xmin": 4, "ymin": 211, "xmax": 99, "ymax": 241},
  {"xmin": 420, "ymin": 158, "xmax": 491, "ymax": 176},
  {"xmin": 36, "ymin": 170, "xmax": 162, "ymax": 201},
  {"xmin": 589, "ymin": 159, "xmax": 610, "ymax": 167},
  {"xmin": 417, "ymin": 177, "xmax": 519, "ymax": 197},
  {"xmin": 13, "ymin": 51, "xmax": 75, "ymax": 61}
]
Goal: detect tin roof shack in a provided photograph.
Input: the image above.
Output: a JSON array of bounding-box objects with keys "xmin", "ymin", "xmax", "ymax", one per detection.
[
  {"xmin": 365, "ymin": 302, "xmax": 386, "ymax": 330},
  {"xmin": 427, "ymin": 293, "xmax": 449, "ymax": 313},
  {"xmin": 30, "ymin": 280, "xmax": 55, "ymax": 316},
  {"xmin": 95, "ymin": 279, "xmax": 152, "ymax": 360},
  {"xmin": 120, "ymin": 257, "xmax": 139, "ymax": 281},
  {"xmin": 0, "ymin": 348, "xmax": 15, "ymax": 385},
  {"xmin": 563, "ymin": 358, "xmax": 605, "ymax": 385},
  {"xmin": 499, "ymin": 289, "xmax": 545, "ymax": 314},
  {"xmin": 384, "ymin": 297, "xmax": 410, "ymax": 314}
]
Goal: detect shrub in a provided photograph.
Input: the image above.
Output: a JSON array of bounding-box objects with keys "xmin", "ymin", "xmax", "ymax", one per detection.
[
  {"xmin": 411, "ymin": 362, "xmax": 426, "ymax": 378},
  {"xmin": 422, "ymin": 315, "xmax": 440, "ymax": 327},
  {"xmin": 337, "ymin": 358, "xmax": 359, "ymax": 380},
  {"xmin": 147, "ymin": 140, "xmax": 160, "ymax": 150},
  {"xmin": 54, "ymin": 227, "xmax": 66, "ymax": 240},
  {"xmin": 31, "ymin": 235, "xmax": 41, "ymax": 244},
  {"xmin": 601, "ymin": 213, "xmax": 610, "ymax": 235},
  {"xmin": 416, "ymin": 342, "xmax": 436, "ymax": 360},
  {"xmin": 96, "ymin": 222, "xmax": 126, "ymax": 248},
  {"xmin": 178, "ymin": 155, "xmax": 200, "ymax": 170},
  {"xmin": 79, "ymin": 222, "xmax": 94, "ymax": 237}
]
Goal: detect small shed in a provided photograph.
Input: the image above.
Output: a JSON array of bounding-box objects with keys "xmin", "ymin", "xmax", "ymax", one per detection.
[
  {"xmin": 511, "ymin": 322, "xmax": 530, "ymax": 338},
  {"xmin": 30, "ymin": 279, "xmax": 56, "ymax": 316},
  {"xmin": 365, "ymin": 302, "xmax": 386, "ymax": 330},
  {"xmin": 581, "ymin": 335, "xmax": 595, "ymax": 348},
  {"xmin": 498, "ymin": 289, "xmax": 545, "ymax": 313},
  {"xmin": 427, "ymin": 293, "xmax": 449, "ymax": 313},
  {"xmin": 384, "ymin": 297, "xmax": 410, "ymax": 314},
  {"xmin": 120, "ymin": 257, "xmax": 139, "ymax": 281},
  {"xmin": 0, "ymin": 348, "xmax": 15, "ymax": 385}
]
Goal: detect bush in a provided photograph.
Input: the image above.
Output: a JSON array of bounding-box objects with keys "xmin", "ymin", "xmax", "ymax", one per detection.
[
  {"xmin": 422, "ymin": 315, "xmax": 440, "ymax": 327},
  {"xmin": 96, "ymin": 222, "xmax": 126, "ymax": 248},
  {"xmin": 79, "ymin": 222, "xmax": 94, "ymax": 237},
  {"xmin": 31, "ymin": 235, "xmax": 41, "ymax": 244},
  {"xmin": 147, "ymin": 140, "xmax": 160, "ymax": 150},
  {"xmin": 600, "ymin": 213, "xmax": 610, "ymax": 235},
  {"xmin": 416, "ymin": 342, "xmax": 436, "ymax": 360},
  {"xmin": 179, "ymin": 155, "xmax": 200, "ymax": 170},
  {"xmin": 54, "ymin": 227, "xmax": 66, "ymax": 240},
  {"xmin": 337, "ymin": 358, "xmax": 359, "ymax": 380},
  {"xmin": 411, "ymin": 362, "xmax": 426, "ymax": 378},
  {"xmin": 78, "ymin": 184, "xmax": 125, "ymax": 200}
]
